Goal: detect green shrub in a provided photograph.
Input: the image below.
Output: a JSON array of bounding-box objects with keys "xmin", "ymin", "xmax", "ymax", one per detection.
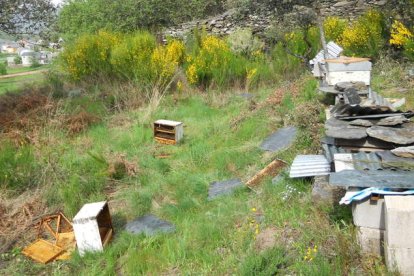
[
  {"xmin": 111, "ymin": 31, "xmax": 156, "ymax": 81},
  {"xmin": 227, "ymin": 28, "xmax": 264, "ymax": 57},
  {"xmin": 14, "ymin": 56, "xmax": 22, "ymax": 65},
  {"xmin": 30, "ymin": 56, "xmax": 41, "ymax": 68},
  {"xmin": 185, "ymin": 35, "xmax": 248, "ymax": 88},
  {"xmin": 0, "ymin": 62, "xmax": 6, "ymax": 75},
  {"xmin": 0, "ymin": 143, "xmax": 38, "ymax": 192}
]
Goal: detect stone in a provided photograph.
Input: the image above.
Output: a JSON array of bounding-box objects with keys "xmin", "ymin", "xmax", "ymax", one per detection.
[
  {"xmin": 344, "ymin": 88, "xmax": 362, "ymax": 105},
  {"xmin": 255, "ymin": 227, "xmax": 278, "ymax": 252},
  {"xmin": 329, "ymin": 170, "xmax": 414, "ymax": 189},
  {"xmin": 391, "ymin": 146, "xmax": 414, "ymax": 158},
  {"xmin": 349, "ymin": 119, "xmax": 374, "ymax": 127},
  {"xmin": 352, "ymin": 197, "xmax": 385, "ymax": 230},
  {"xmin": 377, "ymin": 115, "xmax": 409, "ymax": 126},
  {"xmin": 326, "ymin": 125, "xmax": 368, "ymax": 140},
  {"xmin": 125, "ymin": 215, "xmax": 175, "ymax": 235},
  {"xmin": 357, "ymin": 226, "xmax": 384, "ymax": 257},
  {"xmin": 367, "ymin": 125, "xmax": 414, "ymax": 145},
  {"xmin": 335, "ymin": 81, "xmax": 367, "ymax": 92},
  {"xmin": 208, "ymin": 179, "xmax": 243, "ymax": 200},
  {"xmin": 260, "ymin": 126, "xmax": 297, "ymax": 153},
  {"xmin": 237, "ymin": 93, "xmax": 254, "ymax": 99},
  {"xmin": 311, "ymin": 175, "xmax": 345, "ymax": 204},
  {"xmin": 376, "ymin": 151, "xmax": 414, "ymax": 171}
]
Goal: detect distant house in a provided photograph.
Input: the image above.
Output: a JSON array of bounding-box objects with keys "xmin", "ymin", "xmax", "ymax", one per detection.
[
  {"xmin": 1, "ymin": 43, "xmax": 19, "ymax": 54},
  {"xmin": 20, "ymin": 50, "xmax": 40, "ymax": 67},
  {"xmin": 6, "ymin": 56, "xmax": 16, "ymax": 66}
]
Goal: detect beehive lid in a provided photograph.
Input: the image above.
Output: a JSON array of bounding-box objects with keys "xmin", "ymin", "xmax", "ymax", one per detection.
[
  {"xmin": 73, "ymin": 201, "xmax": 107, "ymax": 223},
  {"xmin": 324, "ymin": 56, "xmax": 370, "ymax": 64},
  {"xmin": 154, "ymin": 120, "xmax": 183, "ymax": 126}
]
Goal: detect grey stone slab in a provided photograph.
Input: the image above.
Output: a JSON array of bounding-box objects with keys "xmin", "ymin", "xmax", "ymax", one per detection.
[
  {"xmin": 125, "ymin": 215, "xmax": 175, "ymax": 235},
  {"xmin": 376, "ymin": 151, "xmax": 414, "ymax": 171},
  {"xmin": 208, "ymin": 179, "xmax": 243, "ymax": 200},
  {"xmin": 367, "ymin": 125, "xmax": 414, "ymax": 145},
  {"xmin": 392, "ymin": 146, "xmax": 414, "ymax": 158},
  {"xmin": 260, "ymin": 126, "xmax": 297, "ymax": 153},
  {"xmin": 344, "ymin": 88, "xmax": 362, "ymax": 105},
  {"xmin": 335, "ymin": 81, "xmax": 367, "ymax": 92},
  {"xmin": 326, "ymin": 125, "xmax": 368, "ymax": 140},
  {"xmin": 377, "ymin": 115, "xmax": 409, "ymax": 126},
  {"xmin": 329, "ymin": 170, "xmax": 414, "ymax": 188},
  {"xmin": 349, "ymin": 119, "xmax": 374, "ymax": 127},
  {"xmin": 237, "ymin": 93, "xmax": 254, "ymax": 99}
]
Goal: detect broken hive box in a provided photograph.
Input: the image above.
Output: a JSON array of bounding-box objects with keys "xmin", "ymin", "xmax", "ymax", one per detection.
[
  {"xmin": 73, "ymin": 201, "xmax": 114, "ymax": 256},
  {"xmin": 22, "ymin": 212, "xmax": 76, "ymax": 264},
  {"xmin": 154, "ymin": 120, "xmax": 183, "ymax": 145}
]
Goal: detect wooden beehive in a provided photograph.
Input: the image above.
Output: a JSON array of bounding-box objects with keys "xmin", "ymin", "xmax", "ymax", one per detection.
[
  {"xmin": 154, "ymin": 120, "xmax": 183, "ymax": 145},
  {"xmin": 324, "ymin": 57, "xmax": 372, "ymax": 86},
  {"xmin": 72, "ymin": 201, "xmax": 113, "ymax": 256}
]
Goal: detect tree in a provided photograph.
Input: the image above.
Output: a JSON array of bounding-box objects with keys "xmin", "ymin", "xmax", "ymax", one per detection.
[
  {"xmin": 58, "ymin": 0, "xmax": 225, "ymax": 40},
  {"xmin": 0, "ymin": 0, "xmax": 56, "ymax": 35}
]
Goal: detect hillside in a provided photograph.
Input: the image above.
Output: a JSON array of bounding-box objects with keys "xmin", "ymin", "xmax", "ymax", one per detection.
[{"xmin": 1, "ymin": 1, "xmax": 414, "ymax": 275}]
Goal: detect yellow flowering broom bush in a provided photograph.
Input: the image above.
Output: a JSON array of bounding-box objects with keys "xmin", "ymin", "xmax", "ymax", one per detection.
[
  {"xmin": 185, "ymin": 35, "xmax": 247, "ymax": 87},
  {"xmin": 151, "ymin": 40, "xmax": 186, "ymax": 83},
  {"xmin": 390, "ymin": 20, "xmax": 414, "ymax": 60},
  {"xmin": 328, "ymin": 10, "xmax": 385, "ymax": 57},
  {"xmin": 111, "ymin": 31, "xmax": 157, "ymax": 82},
  {"xmin": 61, "ymin": 31, "xmax": 120, "ymax": 80}
]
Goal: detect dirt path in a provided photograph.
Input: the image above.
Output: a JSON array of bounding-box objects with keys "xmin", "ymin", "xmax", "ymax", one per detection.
[{"xmin": 0, "ymin": 69, "xmax": 48, "ymax": 79}]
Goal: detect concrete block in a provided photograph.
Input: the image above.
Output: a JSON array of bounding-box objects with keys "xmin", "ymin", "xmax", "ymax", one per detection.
[
  {"xmin": 385, "ymin": 246, "xmax": 414, "ymax": 275},
  {"xmin": 352, "ymin": 197, "xmax": 385, "ymax": 230},
  {"xmin": 385, "ymin": 196, "xmax": 414, "ymax": 248},
  {"xmin": 357, "ymin": 226, "xmax": 384, "ymax": 257}
]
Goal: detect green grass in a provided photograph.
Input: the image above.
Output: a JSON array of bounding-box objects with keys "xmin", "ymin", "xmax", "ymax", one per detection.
[
  {"xmin": 0, "ymin": 75, "xmax": 390, "ymax": 275},
  {"xmin": 0, "ymin": 73, "xmax": 46, "ymax": 94}
]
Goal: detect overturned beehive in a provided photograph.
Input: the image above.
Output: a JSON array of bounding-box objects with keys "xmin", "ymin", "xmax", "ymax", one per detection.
[
  {"xmin": 154, "ymin": 120, "xmax": 184, "ymax": 145},
  {"xmin": 72, "ymin": 201, "xmax": 114, "ymax": 256}
]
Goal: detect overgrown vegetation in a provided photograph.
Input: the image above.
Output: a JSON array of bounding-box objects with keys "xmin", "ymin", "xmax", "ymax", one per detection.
[{"xmin": 1, "ymin": 5, "xmax": 413, "ymax": 275}]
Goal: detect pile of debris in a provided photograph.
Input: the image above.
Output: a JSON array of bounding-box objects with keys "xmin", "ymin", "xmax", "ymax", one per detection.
[{"xmin": 291, "ymin": 44, "xmax": 414, "ymax": 274}]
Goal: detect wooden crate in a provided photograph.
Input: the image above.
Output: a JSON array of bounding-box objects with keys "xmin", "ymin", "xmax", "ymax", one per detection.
[{"xmin": 154, "ymin": 120, "xmax": 183, "ymax": 145}]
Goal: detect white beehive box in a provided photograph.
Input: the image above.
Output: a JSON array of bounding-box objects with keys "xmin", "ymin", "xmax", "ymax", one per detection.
[
  {"xmin": 154, "ymin": 119, "xmax": 184, "ymax": 145},
  {"xmin": 325, "ymin": 57, "xmax": 372, "ymax": 86},
  {"xmin": 73, "ymin": 201, "xmax": 114, "ymax": 256}
]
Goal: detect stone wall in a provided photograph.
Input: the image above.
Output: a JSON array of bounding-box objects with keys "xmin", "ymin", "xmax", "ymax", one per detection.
[{"xmin": 164, "ymin": 0, "xmax": 395, "ymax": 39}]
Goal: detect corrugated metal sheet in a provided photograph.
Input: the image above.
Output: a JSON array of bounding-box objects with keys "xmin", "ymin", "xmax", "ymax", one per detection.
[{"xmin": 289, "ymin": 155, "xmax": 331, "ymax": 178}]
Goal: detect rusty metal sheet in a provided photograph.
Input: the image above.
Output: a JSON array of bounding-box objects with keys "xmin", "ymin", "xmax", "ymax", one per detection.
[{"xmin": 22, "ymin": 239, "xmax": 64, "ymax": 264}]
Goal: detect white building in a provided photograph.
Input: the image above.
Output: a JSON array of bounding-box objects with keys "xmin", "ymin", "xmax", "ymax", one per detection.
[{"xmin": 20, "ymin": 49, "xmax": 40, "ymax": 67}]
